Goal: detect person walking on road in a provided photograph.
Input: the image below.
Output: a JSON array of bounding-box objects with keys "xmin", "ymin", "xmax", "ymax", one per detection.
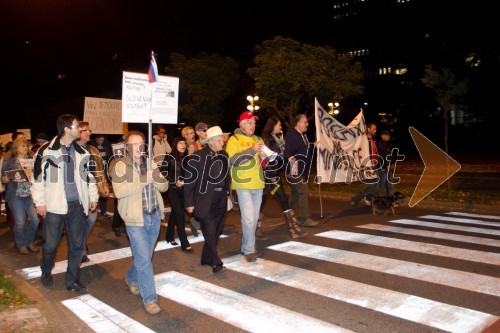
[
  {"xmin": 109, "ymin": 131, "xmax": 168, "ymax": 315},
  {"xmin": 32, "ymin": 114, "xmax": 99, "ymax": 293}
]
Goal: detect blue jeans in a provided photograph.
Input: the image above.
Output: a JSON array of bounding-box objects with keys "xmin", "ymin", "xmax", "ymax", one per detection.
[
  {"xmin": 83, "ymin": 210, "xmax": 98, "ymax": 255},
  {"xmin": 379, "ymin": 169, "xmax": 395, "ymax": 196},
  {"xmin": 8, "ymin": 197, "xmax": 40, "ymax": 249},
  {"xmin": 41, "ymin": 200, "xmax": 85, "ymax": 287},
  {"xmin": 125, "ymin": 210, "xmax": 161, "ymax": 305},
  {"xmin": 236, "ymin": 189, "xmax": 263, "ymax": 255}
]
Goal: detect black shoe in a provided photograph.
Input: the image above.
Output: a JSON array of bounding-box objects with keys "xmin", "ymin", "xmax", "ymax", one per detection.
[
  {"xmin": 41, "ymin": 273, "xmax": 53, "ymax": 287},
  {"xmin": 168, "ymin": 241, "xmax": 178, "ymax": 246},
  {"xmin": 81, "ymin": 255, "xmax": 90, "ymax": 263},
  {"xmin": 213, "ymin": 264, "xmax": 227, "ymax": 274},
  {"xmin": 113, "ymin": 228, "xmax": 121, "ymax": 237},
  {"xmin": 67, "ymin": 281, "xmax": 87, "ymax": 293},
  {"xmin": 182, "ymin": 246, "xmax": 193, "ymax": 253}
]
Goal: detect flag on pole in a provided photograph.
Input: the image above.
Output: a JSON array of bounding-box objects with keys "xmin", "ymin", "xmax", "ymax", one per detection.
[{"xmin": 148, "ymin": 51, "xmax": 158, "ymax": 83}]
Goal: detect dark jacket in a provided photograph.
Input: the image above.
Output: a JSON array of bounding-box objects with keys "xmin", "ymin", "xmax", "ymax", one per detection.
[
  {"xmin": 163, "ymin": 153, "xmax": 188, "ymax": 189},
  {"xmin": 283, "ymin": 128, "xmax": 314, "ymax": 176},
  {"xmin": 183, "ymin": 146, "xmax": 230, "ymax": 219},
  {"xmin": 376, "ymin": 139, "xmax": 393, "ymax": 169}
]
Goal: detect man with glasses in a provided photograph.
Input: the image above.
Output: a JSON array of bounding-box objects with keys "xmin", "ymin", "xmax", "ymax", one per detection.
[
  {"xmin": 32, "ymin": 114, "xmax": 99, "ymax": 292},
  {"xmin": 152, "ymin": 125, "xmax": 172, "ymax": 157},
  {"xmin": 77, "ymin": 121, "xmax": 110, "ymax": 263}
]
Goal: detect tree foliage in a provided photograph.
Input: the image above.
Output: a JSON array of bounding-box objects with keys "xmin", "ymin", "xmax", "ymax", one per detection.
[
  {"xmin": 247, "ymin": 36, "xmax": 364, "ymax": 125},
  {"xmin": 165, "ymin": 53, "xmax": 239, "ymax": 124},
  {"xmin": 421, "ymin": 65, "xmax": 468, "ymax": 153}
]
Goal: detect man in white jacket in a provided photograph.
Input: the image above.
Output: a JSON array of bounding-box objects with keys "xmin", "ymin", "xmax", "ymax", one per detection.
[{"xmin": 31, "ymin": 114, "xmax": 98, "ymax": 292}]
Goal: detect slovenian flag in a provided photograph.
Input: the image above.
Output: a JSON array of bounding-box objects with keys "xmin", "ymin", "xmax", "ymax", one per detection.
[{"xmin": 148, "ymin": 51, "xmax": 158, "ymax": 83}]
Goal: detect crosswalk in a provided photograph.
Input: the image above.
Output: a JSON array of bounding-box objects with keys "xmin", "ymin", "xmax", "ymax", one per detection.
[{"xmin": 17, "ymin": 211, "xmax": 500, "ymax": 332}]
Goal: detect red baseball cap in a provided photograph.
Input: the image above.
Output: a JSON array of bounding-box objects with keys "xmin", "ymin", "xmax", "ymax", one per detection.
[{"xmin": 237, "ymin": 111, "xmax": 259, "ymax": 123}]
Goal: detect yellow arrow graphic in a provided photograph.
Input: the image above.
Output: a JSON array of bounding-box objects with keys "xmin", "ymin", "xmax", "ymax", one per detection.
[{"xmin": 408, "ymin": 127, "xmax": 461, "ymax": 207}]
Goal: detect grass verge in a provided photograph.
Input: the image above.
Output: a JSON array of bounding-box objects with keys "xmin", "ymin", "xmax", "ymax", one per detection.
[{"xmin": 0, "ymin": 271, "xmax": 31, "ymax": 308}]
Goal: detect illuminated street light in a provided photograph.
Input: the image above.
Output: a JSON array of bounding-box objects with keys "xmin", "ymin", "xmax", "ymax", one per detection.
[
  {"xmin": 247, "ymin": 95, "xmax": 260, "ymax": 113},
  {"xmin": 328, "ymin": 102, "xmax": 340, "ymax": 116}
]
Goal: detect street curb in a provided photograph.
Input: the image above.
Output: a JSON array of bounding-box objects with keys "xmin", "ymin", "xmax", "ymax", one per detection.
[
  {"xmin": 0, "ymin": 260, "xmax": 93, "ymax": 333},
  {"xmin": 309, "ymin": 191, "xmax": 500, "ymax": 215}
]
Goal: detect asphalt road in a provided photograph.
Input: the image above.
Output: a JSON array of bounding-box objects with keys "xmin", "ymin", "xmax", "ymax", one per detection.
[{"xmin": 1, "ymin": 197, "xmax": 499, "ymax": 333}]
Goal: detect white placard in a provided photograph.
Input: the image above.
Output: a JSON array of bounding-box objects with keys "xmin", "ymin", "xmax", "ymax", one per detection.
[
  {"xmin": 83, "ymin": 97, "xmax": 124, "ymax": 134},
  {"xmin": 121, "ymin": 71, "xmax": 179, "ymax": 124}
]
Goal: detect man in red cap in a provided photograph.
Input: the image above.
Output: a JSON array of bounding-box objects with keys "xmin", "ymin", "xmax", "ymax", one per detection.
[{"xmin": 226, "ymin": 111, "xmax": 265, "ymax": 262}]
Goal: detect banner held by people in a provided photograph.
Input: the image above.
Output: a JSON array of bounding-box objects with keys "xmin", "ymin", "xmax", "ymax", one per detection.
[{"xmin": 314, "ymin": 98, "xmax": 377, "ymax": 184}]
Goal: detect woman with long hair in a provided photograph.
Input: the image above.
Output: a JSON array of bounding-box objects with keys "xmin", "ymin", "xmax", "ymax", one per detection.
[
  {"xmin": 260, "ymin": 116, "xmax": 306, "ymax": 239},
  {"xmin": 164, "ymin": 137, "xmax": 193, "ymax": 252},
  {"xmin": 1, "ymin": 138, "xmax": 40, "ymax": 254}
]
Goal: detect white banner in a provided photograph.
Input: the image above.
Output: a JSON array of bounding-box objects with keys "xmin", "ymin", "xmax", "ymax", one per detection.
[
  {"xmin": 121, "ymin": 71, "xmax": 179, "ymax": 124},
  {"xmin": 84, "ymin": 97, "xmax": 124, "ymax": 134},
  {"xmin": 315, "ymin": 99, "xmax": 376, "ymax": 183}
]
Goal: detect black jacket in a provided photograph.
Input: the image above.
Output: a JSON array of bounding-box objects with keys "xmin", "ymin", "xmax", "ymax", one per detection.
[{"xmin": 183, "ymin": 146, "xmax": 230, "ymax": 219}]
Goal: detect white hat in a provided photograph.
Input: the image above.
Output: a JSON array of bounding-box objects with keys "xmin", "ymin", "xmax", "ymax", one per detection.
[{"xmin": 201, "ymin": 126, "xmax": 230, "ymax": 144}]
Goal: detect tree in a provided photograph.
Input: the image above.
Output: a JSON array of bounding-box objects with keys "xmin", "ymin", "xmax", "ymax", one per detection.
[
  {"xmin": 247, "ymin": 36, "xmax": 364, "ymax": 125},
  {"xmin": 421, "ymin": 65, "xmax": 467, "ymax": 192},
  {"xmin": 165, "ymin": 53, "xmax": 239, "ymax": 124},
  {"xmin": 421, "ymin": 65, "xmax": 468, "ymax": 156}
]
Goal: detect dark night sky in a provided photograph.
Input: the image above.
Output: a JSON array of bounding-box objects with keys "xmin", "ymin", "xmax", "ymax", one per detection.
[
  {"xmin": 0, "ymin": 1, "xmax": 496, "ymax": 138},
  {"xmin": 0, "ymin": 0, "xmax": 336, "ymax": 135}
]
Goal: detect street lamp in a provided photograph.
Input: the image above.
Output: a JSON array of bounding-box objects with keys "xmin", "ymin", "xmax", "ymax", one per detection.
[
  {"xmin": 247, "ymin": 95, "xmax": 260, "ymax": 113},
  {"xmin": 328, "ymin": 102, "xmax": 340, "ymax": 116}
]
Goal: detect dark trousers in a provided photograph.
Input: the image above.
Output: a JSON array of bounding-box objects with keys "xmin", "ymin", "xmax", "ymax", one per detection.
[
  {"xmin": 99, "ymin": 196, "xmax": 107, "ymax": 216},
  {"xmin": 261, "ymin": 179, "xmax": 289, "ymax": 212},
  {"xmin": 111, "ymin": 198, "xmax": 123, "ymax": 230},
  {"xmin": 41, "ymin": 201, "xmax": 85, "ymax": 287},
  {"xmin": 166, "ymin": 187, "xmax": 190, "ymax": 250},
  {"xmin": 199, "ymin": 191, "xmax": 226, "ymax": 267}
]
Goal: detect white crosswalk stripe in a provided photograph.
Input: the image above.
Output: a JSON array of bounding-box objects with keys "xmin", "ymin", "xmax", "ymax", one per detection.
[
  {"xmin": 17, "ymin": 235, "xmax": 225, "ymax": 279},
  {"xmin": 24, "ymin": 211, "xmax": 498, "ymax": 332},
  {"xmin": 224, "ymin": 255, "xmax": 498, "ymax": 333},
  {"xmin": 316, "ymin": 230, "xmax": 500, "ymax": 265},
  {"xmin": 154, "ymin": 271, "xmax": 354, "ymax": 333},
  {"xmin": 387, "ymin": 218, "xmax": 500, "ymax": 237},
  {"xmin": 357, "ymin": 223, "xmax": 500, "ymax": 248},
  {"xmin": 446, "ymin": 211, "xmax": 500, "ymax": 220},
  {"xmin": 268, "ymin": 241, "xmax": 500, "ymax": 297},
  {"xmin": 62, "ymin": 294, "xmax": 154, "ymax": 333},
  {"xmin": 420, "ymin": 215, "xmax": 500, "ymax": 227}
]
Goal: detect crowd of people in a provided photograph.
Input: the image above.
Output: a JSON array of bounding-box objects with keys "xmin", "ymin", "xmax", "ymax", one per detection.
[{"xmin": 0, "ymin": 111, "xmax": 397, "ymax": 316}]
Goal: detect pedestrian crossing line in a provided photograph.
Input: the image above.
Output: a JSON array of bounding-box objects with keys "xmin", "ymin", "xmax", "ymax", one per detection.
[
  {"xmin": 446, "ymin": 212, "xmax": 500, "ymax": 221},
  {"xmin": 357, "ymin": 223, "xmax": 500, "ymax": 248},
  {"xmin": 316, "ymin": 230, "xmax": 500, "ymax": 266},
  {"xmin": 17, "ymin": 235, "xmax": 227, "ymax": 280},
  {"xmin": 223, "ymin": 255, "xmax": 498, "ymax": 333},
  {"xmin": 420, "ymin": 215, "xmax": 500, "ymax": 228},
  {"xmin": 62, "ymin": 294, "xmax": 154, "ymax": 333},
  {"xmin": 154, "ymin": 271, "xmax": 354, "ymax": 333},
  {"xmin": 268, "ymin": 242, "xmax": 500, "ymax": 297},
  {"xmin": 389, "ymin": 219, "xmax": 500, "ymax": 237}
]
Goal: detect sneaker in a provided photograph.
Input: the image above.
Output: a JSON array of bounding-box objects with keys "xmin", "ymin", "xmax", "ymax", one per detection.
[
  {"xmin": 101, "ymin": 212, "xmax": 112, "ymax": 218},
  {"xmin": 19, "ymin": 247, "xmax": 29, "ymax": 255},
  {"xmin": 126, "ymin": 281, "xmax": 140, "ymax": 296},
  {"xmin": 66, "ymin": 281, "xmax": 87, "ymax": 293},
  {"xmin": 27, "ymin": 244, "xmax": 39, "ymax": 252},
  {"xmin": 144, "ymin": 301, "xmax": 161, "ymax": 315},
  {"xmin": 41, "ymin": 273, "xmax": 53, "ymax": 287},
  {"xmin": 244, "ymin": 253, "xmax": 257, "ymax": 262}
]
